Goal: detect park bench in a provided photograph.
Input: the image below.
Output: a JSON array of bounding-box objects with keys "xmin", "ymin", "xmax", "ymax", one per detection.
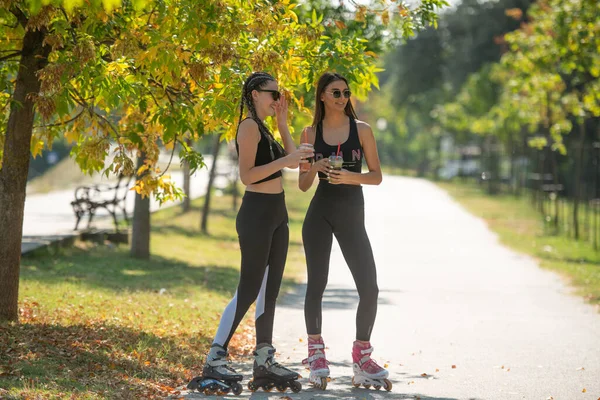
[{"xmin": 70, "ymin": 174, "xmax": 133, "ymax": 232}]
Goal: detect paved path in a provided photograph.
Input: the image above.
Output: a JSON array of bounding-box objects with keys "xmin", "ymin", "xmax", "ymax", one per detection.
[{"xmin": 180, "ymin": 175, "xmax": 600, "ymax": 400}]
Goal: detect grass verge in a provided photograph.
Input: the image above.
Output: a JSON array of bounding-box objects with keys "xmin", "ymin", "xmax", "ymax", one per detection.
[{"xmin": 0, "ymin": 177, "xmax": 313, "ymax": 399}]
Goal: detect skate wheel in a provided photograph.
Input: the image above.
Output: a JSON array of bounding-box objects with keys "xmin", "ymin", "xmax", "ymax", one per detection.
[
  {"xmin": 231, "ymin": 382, "xmax": 243, "ymax": 395},
  {"xmin": 276, "ymin": 384, "xmax": 287, "ymax": 392},
  {"xmin": 263, "ymin": 382, "xmax": 275, "ymax": 392},
  {"xmin": 374, "ymin": 384, "xmax": 381, "ymax": 390},
  {"xmin": 384, "ymin": 378, "xmax": 392, "ymax": 391},
  {"xmin": 247, "ymin": 380, "xmax": 257, "ymax": 392},
  {"xmin": 290, "ymin": 380, "xmax": 302, "ymax": 393},
  {"xmin": 204, "ymin": 387, "xmax": 216, "ymax": 395},
  {"xmin": 318, "ymin": 377, "xmax": 327, "ymax": 390},
  {"xmin": 351, "ymin": 377, "xmax": 360, "ymax": 388},
  {"xmin": 363, "ymin": 384, "xmax": 371, "ymax": 389}
]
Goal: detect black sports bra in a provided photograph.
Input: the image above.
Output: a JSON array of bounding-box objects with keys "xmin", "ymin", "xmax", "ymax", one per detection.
[
  {"xmin": 313, "ymin": 117, "xmax": 363, "ymax": 181},
  {"xmin": 235, "ymin": 118, "xmax": 286, "ymax": 184}
]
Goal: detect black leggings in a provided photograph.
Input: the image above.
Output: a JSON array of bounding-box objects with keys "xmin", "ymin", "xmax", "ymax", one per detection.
[
  {"xmin": 212, "ymin": 191, "xmax": 289, "ymax": 349},
  {"xmin": 302, "ymin": 183, "xmax": 379, "ymax": 341}
]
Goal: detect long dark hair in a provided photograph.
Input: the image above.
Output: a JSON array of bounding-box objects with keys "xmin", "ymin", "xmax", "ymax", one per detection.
[
  {"xmin": 311, "ymin": 72, "xmax": 358, "ymax": 127},
  {"xmin": 238, "ymin": 72, "xmax": 283, "ymax": 157}
]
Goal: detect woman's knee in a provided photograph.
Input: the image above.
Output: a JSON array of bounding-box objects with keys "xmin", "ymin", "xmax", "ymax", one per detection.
[{"xmin": 359, "ymin": 282, "xmax": 379, "ymax": 304}]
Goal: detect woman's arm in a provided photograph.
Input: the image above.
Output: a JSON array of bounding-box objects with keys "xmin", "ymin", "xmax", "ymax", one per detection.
[
  {"xmin": 298, "ymin": 126, "xmax": 330, "ymax": 192},
  {"xmin": 237, "ymin": 119, "xmax": 288, "ymax": 186},
  {"xmin": 275, "ymin": 95, "xmax": 296, "ymax": 155},
  {"xmin": 328, "ymin": 121, "xmax": 383, "ymax": 186}
]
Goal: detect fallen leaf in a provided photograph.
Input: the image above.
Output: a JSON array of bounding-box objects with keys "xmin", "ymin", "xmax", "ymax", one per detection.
[
  {"xmin": 299, "ymin": 338, "xmax": 303, "ymax": 342},
  {"xmin": 546, "ymin": 397, "xmax": 554, "ymax": 400},
  {"xmin": 451, "ymin": 365, "xmax": 456, "ymax": 369},
  {"xmin": 506, "ymin": 368, "xmax": 511, "ymax": 372},
  {"xmin": 582, "ymin": 388, "xmax": 586, "ymax": 393},
  {"xmin": 384, "ymin": 363, "xmax": 389, "ymax": 368},
  {"xmin": 576, "ymin": 367, "xmax": 585, "ymax": 371},
  {"xmin": 435, "ymin": 368, "xmax": 439, "ymax": 372},
  {"xmin": 421, "ymin": 373, "xmax": 427, "ymax": 377}
]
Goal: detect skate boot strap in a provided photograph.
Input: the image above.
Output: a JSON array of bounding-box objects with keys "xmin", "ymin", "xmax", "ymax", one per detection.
[
  {"xmin": 359, "ymin": 346, "xmax": 374, "ymax": 355},
  {"xmin": 308, "ymin": 343, "xmax": 325, "ymax": 350},
  {"xmin": 358, "ymin": 355, "xmax": 372, "ymax": 365},
  {"xmin": 207, "ymin": 358, "xmax": 228, "ymax": 367},
  {"xmin": 302, "ymin": 352, "xmax": 327, "ymax": 364}
]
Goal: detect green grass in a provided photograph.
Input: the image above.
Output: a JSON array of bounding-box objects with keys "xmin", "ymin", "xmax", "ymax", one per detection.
[
  {"xmin": 0, "ymin": 178, "xmax": 313, "ymax": 399},
  {"xmin": 438, "ymin": 181, "xmax": 600, "ymax": 308}
]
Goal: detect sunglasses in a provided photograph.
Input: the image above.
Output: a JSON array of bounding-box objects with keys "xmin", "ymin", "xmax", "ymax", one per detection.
[
  {"xmin": 256, "ymin": 89, "xmax": 281, "ymax": 101},
  {"xmin": 326, "ymin": 89, "xmax": 351, "ymax": 99}
]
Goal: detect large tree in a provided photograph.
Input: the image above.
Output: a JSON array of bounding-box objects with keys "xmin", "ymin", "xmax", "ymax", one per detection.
[{"xmin": 0, "ymin": 0, "xmax": 446, "ymax": 321}]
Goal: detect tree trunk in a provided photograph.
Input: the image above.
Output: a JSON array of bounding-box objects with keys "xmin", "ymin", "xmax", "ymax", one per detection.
[
  {"xmin": 131, "ymin": 153, "xmax": 151, "ymax": 259},
  {"xmin": 573, "ymin": 122, "xmax": 586, "ymax": 240},
  {"xmin": 182, "ymin": 138, "xmax": 191, "ymax": 213},
  {"xmin": 0, "ymin": 27, "xmax": 49, "ymax": 322},
  {"xmin": 552, "ymin": 150, "xmax": 560, "ymax": 231},
  {"xmin": 537, "ymin": 146, "xmax": 545, "ymax": 214},
  {"xmin": 201, "ymin": 134, "xmax": 222, "ymax": 234}
]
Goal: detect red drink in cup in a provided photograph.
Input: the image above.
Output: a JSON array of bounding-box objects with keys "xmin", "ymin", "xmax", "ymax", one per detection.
[{"xmin": 299, "ymin": 143, "xmax": 314, "ymax": 172}]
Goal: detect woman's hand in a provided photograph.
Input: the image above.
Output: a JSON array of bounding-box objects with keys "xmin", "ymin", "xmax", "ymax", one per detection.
[
  {"xmin": 285, "ymin": 146, "xmax": 314, "ymax": 169},
  {"xmin": 310, "ymin": 158, "xmax": 330, "ymax": 175},
  {"xmin": 328, "ymin": 168, "xmax": 355, "ymax": 185},
  {"xmin": 275, "ymin": 95, "xmax": 288, "ymax": 128}
]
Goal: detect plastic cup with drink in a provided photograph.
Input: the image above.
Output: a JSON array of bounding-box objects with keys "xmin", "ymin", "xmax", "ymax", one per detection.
[
  {"xmin": 299, "ymin": 142, "xmax": 314, "ymax": 172},
  {"xmin": 328, "ymin": 155, "xmax": 343, "ymax": 170},
  {"xmin": 328, "ymin": 155, "xmax": 343, "ymax": 183}
]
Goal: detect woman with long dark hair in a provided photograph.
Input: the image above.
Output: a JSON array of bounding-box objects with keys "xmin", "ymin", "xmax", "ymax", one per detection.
[
  {"xmin": 298, "ymin": 72, "xmax": 391, "ymax": 391},
  {"xmin": 188, "ymin": 72, "xmax": 312, "ymax": 395}
]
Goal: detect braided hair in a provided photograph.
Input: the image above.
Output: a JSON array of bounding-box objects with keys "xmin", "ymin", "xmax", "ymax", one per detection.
[{"xmin": 238, "ymin": 72, "xmax": 285, "ymax": 159}]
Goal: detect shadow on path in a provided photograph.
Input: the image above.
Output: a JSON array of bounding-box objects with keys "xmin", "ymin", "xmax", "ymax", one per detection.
[{"xmin": 280, "ymin": 284, "xmax": 401, "ymax": 310}]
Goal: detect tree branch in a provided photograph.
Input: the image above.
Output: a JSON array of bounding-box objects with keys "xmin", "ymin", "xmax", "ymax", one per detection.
[
  {"xmin": 60, "ymin": 7, "xmax": 78, "ymax": 46},
  {"xmin": 33, "ymin": 108, "xmax": 85, "ymax": 129},
  {"xmin": 159, "ymin": 137, "xmax": 178, "ymax": 177},
  {"xmin": 0, "ymin": 51, "xmax": 21, "ymax": 62},
  {"xmin": 9, "ymin": 6, "xmax": 28, "ymax": 29}
]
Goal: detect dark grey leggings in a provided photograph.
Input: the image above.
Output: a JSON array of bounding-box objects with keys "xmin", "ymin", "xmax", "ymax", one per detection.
[
  {"xmin": 212, "ymin": 191, "xmax": 289, "ymax": 349},
  {"xmin": 302, "ymin": 183, "xmax": 379, "ymax": 341}
]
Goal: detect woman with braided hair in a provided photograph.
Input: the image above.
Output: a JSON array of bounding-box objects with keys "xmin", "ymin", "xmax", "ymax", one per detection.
[{"xmin": 187, "ymin": 72, "xmax": 312, "ymax": 395}]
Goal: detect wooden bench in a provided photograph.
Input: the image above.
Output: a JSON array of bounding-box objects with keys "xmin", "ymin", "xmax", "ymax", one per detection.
[{"xmin": 71, "ymin": 174, "xmax": 133, "ymax": 232}]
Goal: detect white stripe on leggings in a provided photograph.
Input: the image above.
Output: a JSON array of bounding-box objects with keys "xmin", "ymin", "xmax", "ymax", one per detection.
[
  {"xmin": 255, "ymin": 265, "xmax": 269, "ymax": 320},
  {"xmin": 213, "ymin": 289, "xmax": 238, "ymax": 346}
]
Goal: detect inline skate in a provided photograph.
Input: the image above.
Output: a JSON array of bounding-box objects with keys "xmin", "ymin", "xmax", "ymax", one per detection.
[
  {"xmin": 247, "ymin": 343, "xmax": 302, "ymax": 393},
  {"xmin": 351, "ymin": 341, "xmax": 392, "ymax": 391},
  {"xmin": 187, "ymin": 344, "xmax": 243, "ymax": 395},
  {"xmin": 302, "ymin": 336, "xmax": 330, "ymax": 390}
]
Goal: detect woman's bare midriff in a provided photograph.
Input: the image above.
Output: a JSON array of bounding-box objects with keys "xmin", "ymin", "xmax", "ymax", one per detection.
[{"xmin": 245, "ymin": 176, "xmax": 284, "ymax": 194}]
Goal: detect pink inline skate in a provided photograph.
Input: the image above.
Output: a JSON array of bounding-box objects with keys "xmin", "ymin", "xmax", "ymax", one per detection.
[
  {"xmin": 302, "ymin": 336, "xmax": 330, "ymax": 390},
  {"xmin": 351, "ymin": 341, "xmax": 392, "ymax": 391}
]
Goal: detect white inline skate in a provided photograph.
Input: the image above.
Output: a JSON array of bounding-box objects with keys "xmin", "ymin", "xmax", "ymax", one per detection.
[
  {"xmin": 302, "ymin": 336, "xmax": 330, "ymax": 390},
  {"xmin": 351, "ymin": 340, "xmax": 392, "ymax": 391}
]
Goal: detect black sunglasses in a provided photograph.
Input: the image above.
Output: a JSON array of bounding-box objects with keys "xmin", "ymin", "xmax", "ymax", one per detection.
[
  {"xmin": 326, "ymin": 89, "xmax": 351, "ymax": 99},
  {"xmin": 256, "ymin": 89, "xmax": 281, "ymax": 101}
]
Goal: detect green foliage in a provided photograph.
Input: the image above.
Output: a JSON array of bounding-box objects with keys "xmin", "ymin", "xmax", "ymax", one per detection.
[{"xmin": 0, "ymin": 0, "xmax": 446, "ymax": 200}]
